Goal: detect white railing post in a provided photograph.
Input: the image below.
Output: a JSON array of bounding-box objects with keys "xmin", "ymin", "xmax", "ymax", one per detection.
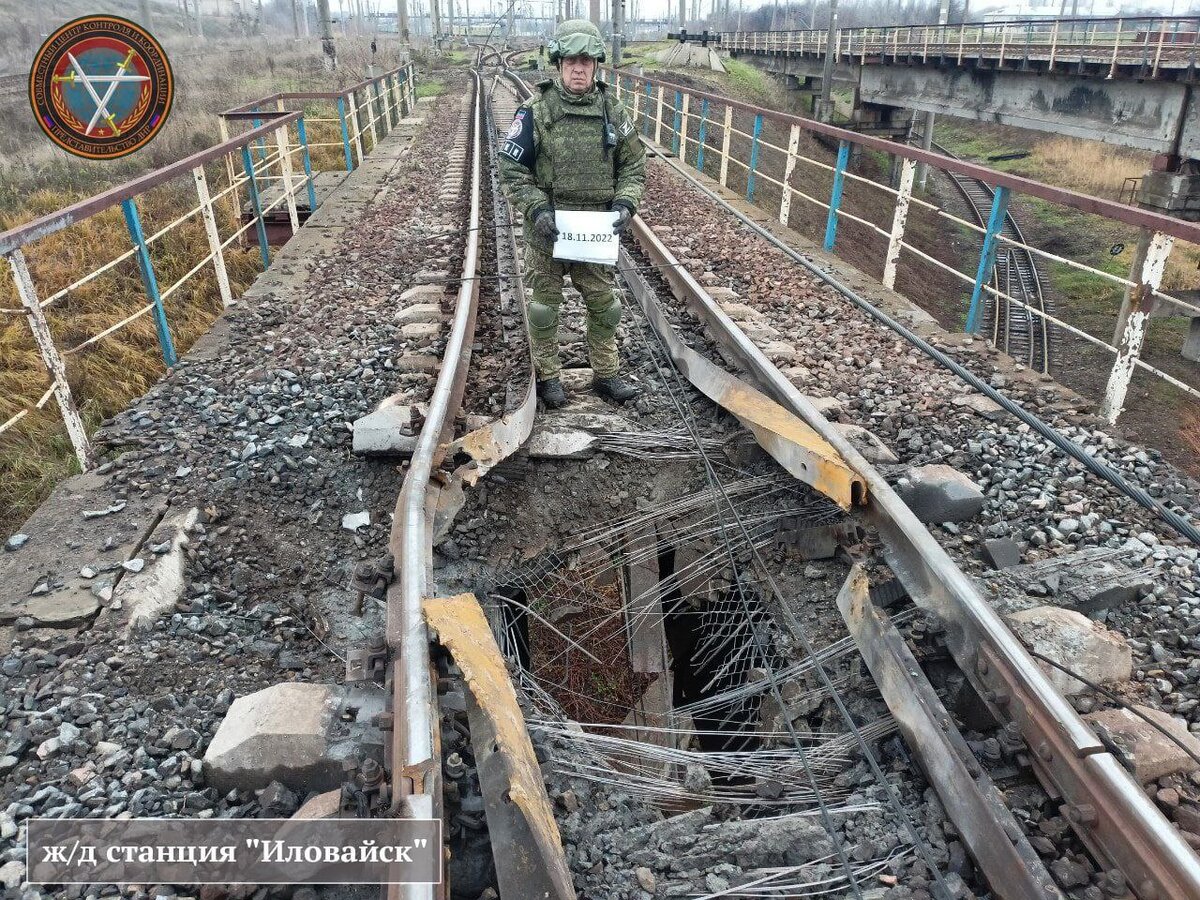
[
  {"xmin": 1049, "ymin": 19, "xmax": 1060, "ymax": 70},
  {"xmin": 655, "ymin": 85, "xmax": 665, "ymax": 146},
  {"xmin": 1109, "ymin": 19, "xmax": 1123, "ymax": 78},
  {"xmin": 192, "ymin": 165, "xmax": 233, "ymax": 307},
  {"xmin": 217, "ymin": 116, "xmax": 240, "ymax": 218},
  {"xmin": 719, "ymin": 104, "xmax": 733, "ymax": 188},
  {"xmin": 1101, "ymin": 231, "xmax": 1173, "ymax": 423},
  {"xmin": 6, "ymin": 249, "xmax": 93, "ymax": 471},
  {"xmin": 883, "ymin": 157, "xmax": 917, "ymax": 290},
  {"xmin": 275, "ymin": 124, "xmax": 300, "ymax": 234},
  {"xmin": 779, "ymin": 123, "xmax": 801, "ymax": 225}
]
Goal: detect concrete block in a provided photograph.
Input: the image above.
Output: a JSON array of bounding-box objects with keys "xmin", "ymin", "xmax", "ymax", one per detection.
[
  {"xmin": 396, "ymin": 353, "xmax": 440, "ymax": 374},
  {"xmin": 952, "ymin": 392, "xmax": 1005, "ymax": 421},
  {"xmin": 401, "ymin": 322, "xmax": 442, "ymax": 345},
  {"xmin": 895, "ymin": 464, "xmax": 985, "ymax": 523},
  {"xmin": 761, "ymin": 341, "xmax": 799, "ymax": 363},
  {"xmin": 395, "ymin": 303, "xmax": 444, "ymax": 326},
  {"xmin": 803, "ymin": 395, "xmax": 843, "ymax": 417},
  {"xmin": 1085, "ymin": 705, "xmax": 1200, "ymax": 782},
  {"xmin": 203, "ymin": 683, "xmax": 385, "ymax": 792},
  {"xmin": 1007, "ymin": 606, "xmax": 1132, "ymax": 696},
  {"xmin": 114, "ymin": 508, "xmax": 200, "ymax": 633},
  {"xmin": 717, "ymin": 301, "xmax": 762, "ymax": 322},
  {"xmin": 834, "ymin": 423, "xmax": 898, "ymax": 464},
  {"xmin": 352, "ymin": 399, "xmax": 418, "ymax": 455}
]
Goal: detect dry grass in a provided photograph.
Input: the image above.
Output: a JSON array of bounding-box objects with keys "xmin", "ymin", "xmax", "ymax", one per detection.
[
  {"xmin": 1024, "ymin": 136, "xmax": 1148, "ymax": 199},
  {"xmin": 0, "ymin": 25, "xmax": 407, "ymax": 534}
]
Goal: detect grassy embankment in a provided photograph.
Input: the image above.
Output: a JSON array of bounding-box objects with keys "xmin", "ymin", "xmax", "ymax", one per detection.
[{"xmin": 0, "ymin": 23, "xmax": 403, "ymax": 535}]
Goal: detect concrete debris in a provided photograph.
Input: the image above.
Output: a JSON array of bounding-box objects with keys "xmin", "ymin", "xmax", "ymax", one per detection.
[
  {"xmin": 4, "ymin": 534, "xmax": 28, "ymax": 552},
  {"xmin": 342, "ymin": 511, "xmax": 371, "ymax": 532},
  {"xmin": 203, "ymin": 682, "xmax": 384, "ymax": 792},
  {"xmin": 352, "ymin": 399, "xmax": 419, "ymax": 455},
  {"xmin": 982, "ymin": 547, "xmax": 1157, "ymax": 615},
  {"xmin": 981, "ymin": 537, "xmax": 1021, "ymax": 570},
  {"xmin": 894, "ymin": 464, "xmax": 985, "ymax": 523},
  {"xmin": 1007, "ymin": 606, "xmax": 1132, "ymax": 695},
  {"xmin": 113, "ymin": 508, "xmax": 200, "ymax": 633},
  {"xmin": 1085, "ymin": 705, "xmax": 1200, "ymax": 782},
  {"xmin": 833, "ymin": 422, "xmax": 898, "ymax": 464},
  {"xmin": 951, "ymin": 392, "xmax": 1005, "ymax": 421}
]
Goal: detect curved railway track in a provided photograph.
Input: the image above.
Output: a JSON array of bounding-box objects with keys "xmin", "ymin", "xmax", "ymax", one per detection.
[
  {"xmin": 369, "ymin": 50, "xmax": 1200, "ymax": 899},
  {"xmin": 931, "ymin": 138, "xmax": 1057, "ymax": 374}
]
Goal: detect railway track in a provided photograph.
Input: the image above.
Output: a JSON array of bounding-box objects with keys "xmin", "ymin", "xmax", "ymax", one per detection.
[
  {"xmin": 930, "ymin": 139, "xmax": 1058, "ymax": 374},
  {"xmin": 370, "ymin": 54, "xmax": 1200, "ymax": 898}
]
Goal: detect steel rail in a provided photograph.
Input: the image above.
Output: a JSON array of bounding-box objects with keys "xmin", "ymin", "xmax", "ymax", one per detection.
[
  {"xmin": 633, "ymin": 153, "xmax": 1200, "ymax": 898},
  {"xmin": 385, "ymin": 70, "xmax": 483, "ymax": 900}
]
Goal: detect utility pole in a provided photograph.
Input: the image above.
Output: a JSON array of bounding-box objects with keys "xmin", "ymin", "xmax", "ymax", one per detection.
[
  {"xmin": 292, "ymin": 0, "xmax": 302, "ymax": 36},
  {"xmin": 138, "ymin": 0, "xmax": 153, "ymax": 29},
  {"xmin": 611, "ymin": 0, "xmax": 624, "ymax": 65},
  {"xmin": 317, "ymin": 0, "xmax": 337, "ymax": 68},
  {"xmin": 817, "ymin": 0, "xmax": 838, "ymax": 121},
  {"xmin": 916, "ymin": 0, "xmax": 949, "ymax": 189},
  {"xmin": 399, "ymin": 0, "xmax": 410, "ymax": 39}
]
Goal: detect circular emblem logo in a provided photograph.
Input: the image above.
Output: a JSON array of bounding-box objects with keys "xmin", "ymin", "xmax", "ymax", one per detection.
[{"xmin": 28, "ymin": 15, "xmax": 173, "ymax": 160}]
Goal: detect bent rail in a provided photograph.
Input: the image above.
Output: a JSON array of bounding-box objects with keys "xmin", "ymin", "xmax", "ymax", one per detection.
[
  {"xmin": 602, "ymin": 67, "xmax": 1200, "ymax": 426},
  {"xmin": 385, "ymin": 69, "xmax": 482, "ymax": 900}
]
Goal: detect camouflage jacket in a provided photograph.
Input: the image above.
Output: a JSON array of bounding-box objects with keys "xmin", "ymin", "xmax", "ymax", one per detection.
[{"xmin": 498, "ymin": 77, "xmax": 646, "ymax": 253}]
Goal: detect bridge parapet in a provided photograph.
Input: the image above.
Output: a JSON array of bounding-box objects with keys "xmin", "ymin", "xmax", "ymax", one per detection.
[
  {"xmin": 723, "ymin": 15, "xmax": 1200, "ymax": 81},
  {"xmin": 0, "ymin": 64, "xmax": 417, "ymax": 474}
]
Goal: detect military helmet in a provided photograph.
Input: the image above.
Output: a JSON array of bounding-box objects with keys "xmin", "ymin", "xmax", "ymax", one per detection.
[{"xmin": 548, "ymin": 19, "xmax": 606, "ymax": 64}]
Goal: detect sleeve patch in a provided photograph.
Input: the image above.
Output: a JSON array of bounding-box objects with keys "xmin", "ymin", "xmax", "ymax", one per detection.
[
  {"xmin": 500, "ymin": 108, "xmax": 535, "ymax": 169},
  {"xmin": 618, "ymin": 115, "xmax": 634, "ymax": 138}
]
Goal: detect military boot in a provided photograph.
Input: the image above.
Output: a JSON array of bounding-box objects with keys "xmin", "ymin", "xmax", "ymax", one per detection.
[
  {"xmin": 593, "ymin": 375, "xmax": 638, "ymax": 403},
  {"xmin": 537, "ymin": 377, "xmax": 568, "ymax": 409}
]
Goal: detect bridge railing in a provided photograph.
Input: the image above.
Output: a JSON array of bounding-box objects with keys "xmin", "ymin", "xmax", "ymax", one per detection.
[
  {"xmin": 606, "ymin": 68, "xmax": 1200, "ymax": 426},
  {"xmin": 722, "ymin": 16, "xmax": 1200, "ymax": 76},
  {"xmin": 0, "ymin": 64, "xmax": 416, "ymax": 474}
]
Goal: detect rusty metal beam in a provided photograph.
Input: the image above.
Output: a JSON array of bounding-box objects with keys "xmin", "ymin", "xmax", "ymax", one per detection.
[
  {"xmin": 836, "ymin": 566, "xmax": 1063, "ymax": 900},
  {"xmin": 425, "ymin": 594, "xmax": 577, "ymax": 900}
]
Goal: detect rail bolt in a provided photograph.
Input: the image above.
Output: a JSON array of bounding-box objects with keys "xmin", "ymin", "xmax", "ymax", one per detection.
[
  {"xmin": 1066, "ymin": 803, "xmax": 1097, "ymax": 826},
  {"xmin": 445, "ymin": 751, "xmax": 466, "ymax": 780}
]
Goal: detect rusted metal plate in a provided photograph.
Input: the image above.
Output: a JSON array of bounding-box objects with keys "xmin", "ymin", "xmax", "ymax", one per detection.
[
  {"xmin": 425, "ymin": 594, "xmax": 577, "ymax": 900},
  {"xmin": 836, "ymin": 566, "xmax": 1063, "ymax": 900}
]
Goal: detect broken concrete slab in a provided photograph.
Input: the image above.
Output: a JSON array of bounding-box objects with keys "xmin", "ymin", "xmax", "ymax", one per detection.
[
  {"xmin": 203, "ymin": 682, "xmax": 384, "ymax": 793},
  {"xmin": 1007, "ymin": 606, "xmax": 1132, "ymax": 695},
  {"xmin": 0, "ymin": 470, "xmax": 160, "ymax": 629},
  {"xmin": 833, "ymin": 423, "xmax": 898, "ymax": 464},
  {"xmin": 352, "ymin": 399, "xmax": 419, "ymax": 455},
  {"xmin": 981, "ymin": 546, "xmax": 1157, "ymax": 616},
  {"xmin": 624, "ymin": 528, "xmax": 667, "ymax": 674},
  {"xmin": 1085, "ymin": 705, "xmax": 1200, "ymax": 782},
  {"xmin": 525, "ymin": 410, "xmax": 633, "ymax": 459},
  {"xmin": 113, "ymin": 508, "xmax": 200, "ymax": 633},
  {"xmin": 894, "ymin": 464, "xmax": 985, "ymax": 524},
  {"xmin": 952, "ymin": 392, "xmax": 1006, "ymax": 421}
]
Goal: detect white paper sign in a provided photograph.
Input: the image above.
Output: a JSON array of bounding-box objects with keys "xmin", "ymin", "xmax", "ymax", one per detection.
[{"xmin": 552, "ymin": 209, "xmax": 620, "ymax": 265}]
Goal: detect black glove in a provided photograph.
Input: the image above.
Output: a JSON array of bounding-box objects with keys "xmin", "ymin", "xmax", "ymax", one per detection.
[
  {"xmin": 533, "ymin": 207, "xmax": 558, "ymax": 241},
  {"xmin": 612, "ymin": 202, "xmax": 634, "ymax": 235}
]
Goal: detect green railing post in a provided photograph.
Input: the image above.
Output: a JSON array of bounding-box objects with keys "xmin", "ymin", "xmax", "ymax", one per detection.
[
  {"xmin": 337, "ymin": 96, "xmax": 355, "ymax": 171},
  {"xmin": 746, "ymin": 113, "xmax": 764, "ymax": 201},
  {"xmin": 241, "ymin": 144, "xmax": 271, "ymax": 269},
  {"xmin": 966, "ymin": 186, "xmax": 1010, "ymax": 334},
  {"xmin": 823, "ymin": 140, "xmax": 851, "ymax": 251},
  {"xmin": 297, "ymin": 115, "xmax": 318, "ymax": 212},
  {"xmin": 696, "ymin": 97, "xmax": 709, "ymax": 170},
  {"xmin": 121, "ymin": 198, "xmax": 177, "ymax": 367}
]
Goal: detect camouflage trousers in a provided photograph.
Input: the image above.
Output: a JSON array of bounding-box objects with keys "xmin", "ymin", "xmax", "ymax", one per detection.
[{"xmin": 525, "ymin": 246, "xmax": 622, "ymax": 379}]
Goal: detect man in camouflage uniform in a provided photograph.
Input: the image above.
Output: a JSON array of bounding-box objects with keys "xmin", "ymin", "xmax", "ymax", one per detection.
[{"xmin": 498, "ymin": 19, "xmax": 646, "ymax": 408}]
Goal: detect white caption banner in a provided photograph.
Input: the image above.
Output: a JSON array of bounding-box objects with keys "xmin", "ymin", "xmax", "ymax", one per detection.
[{"xmin": 553, "ymin": 209, "xmax": 620, "ymax": 266}]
